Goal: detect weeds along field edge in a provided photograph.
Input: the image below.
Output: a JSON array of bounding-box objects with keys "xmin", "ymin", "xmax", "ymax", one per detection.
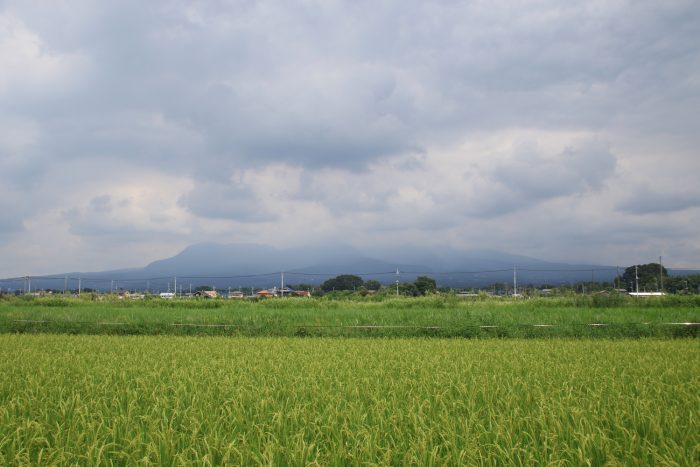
[
  {"xmin": 0, "ymin": 295, "xmax": 698, "ymax": 337},
  {"xmin": 0, "ymin": 335, "xmax": 698, "ymax": 465}
]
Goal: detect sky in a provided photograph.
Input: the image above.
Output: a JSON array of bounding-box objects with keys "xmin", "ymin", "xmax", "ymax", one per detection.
[{"xmin": 1, "ymin": 0, "xmax": 699, "ymax": 277}]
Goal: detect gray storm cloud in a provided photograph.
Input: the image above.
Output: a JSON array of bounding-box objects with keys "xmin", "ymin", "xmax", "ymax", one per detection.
[
  {"xmin": 492, "ymin": 141, "xmax": 617, "ymax": 200},
  {"xmin": 0, "ymin": 0, "xmax": 699, "ymax": 274},
  {"xmin": 178, "ymin": 181, "xmax": 278, "ymax": 223},
  {"xmin": 6, "ymin": 1, "xmax": 697, "ymax": 172},
  {"xmin": 617, "ymin": 191, "xmax": 700, "ymax": 215}
]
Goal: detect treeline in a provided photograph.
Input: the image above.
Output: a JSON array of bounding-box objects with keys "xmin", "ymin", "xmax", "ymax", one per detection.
[
  {"xmin": 288, "ymin": 274, "xmax": 438, "ymax": 297},
  {"xmin": 3, "ymin": 264, "xmax": 699, "ymax": 298},
  {"xmin": 284, "ymin": 264, "xmax": 700, "ymax": 298},
  {"xmin": 616, "ymin": 263, "xmax": 700, "ymax": 293}
]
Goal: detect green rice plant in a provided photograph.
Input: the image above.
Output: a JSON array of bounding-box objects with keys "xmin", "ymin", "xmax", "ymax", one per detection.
[
  {"xmin": 0, "ymin": 336, "xmax": 698, "ymax": 465},
  {"xmin": 0, "ymin": 295, "xmax": 698, "ymax": 338}
]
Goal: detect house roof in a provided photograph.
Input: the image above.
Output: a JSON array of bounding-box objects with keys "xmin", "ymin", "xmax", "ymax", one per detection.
[{"xmin": 194, "ymin": 290, "xmax": 218, "ymax": 297}]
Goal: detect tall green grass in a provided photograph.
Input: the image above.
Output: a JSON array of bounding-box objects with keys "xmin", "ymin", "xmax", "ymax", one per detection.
[
  {"xmin": 0, "ymin": 335, "xmax": 698, "ymax": 464},
  {"xmin": 0, "ymin": 295, "xmax": 698, "ymax": 338}
]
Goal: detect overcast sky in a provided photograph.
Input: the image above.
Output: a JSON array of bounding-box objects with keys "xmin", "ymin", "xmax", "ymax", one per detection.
[{"xmin": 1, "ymin": 0, "xmax": 699, "ymax": 276}]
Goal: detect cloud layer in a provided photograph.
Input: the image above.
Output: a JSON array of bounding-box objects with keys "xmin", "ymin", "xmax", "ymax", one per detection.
[{"xmin": 1, "ymin": 0, "xmax": 699, "ymax": 276}]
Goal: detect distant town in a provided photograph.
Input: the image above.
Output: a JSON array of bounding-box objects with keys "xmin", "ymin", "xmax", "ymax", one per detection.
[{"xmin": 3, "ymin": 263, "xmax": 699, "ymax": 299}]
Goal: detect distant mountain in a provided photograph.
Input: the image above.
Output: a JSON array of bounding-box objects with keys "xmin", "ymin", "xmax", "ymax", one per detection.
[
  {"xmin": 366, "ymin": 245, "xmax": 552, "ymax": 272},
  {"xmin": 8, "ymin": 242, "xmax": 626, "ymax": 292}
]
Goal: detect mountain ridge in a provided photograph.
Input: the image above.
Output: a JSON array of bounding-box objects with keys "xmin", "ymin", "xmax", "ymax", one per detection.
[{"xmin": 3, "ymin": 242, "xmax": 627, "ymax": 291}]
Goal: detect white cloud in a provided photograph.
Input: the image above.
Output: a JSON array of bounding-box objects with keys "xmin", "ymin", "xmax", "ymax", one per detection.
[
  {"xmin": 0, "ymin": 12, "xmax": 85, "ymax": 99},
  {"xmin": 0, "ymin": 0, "xmax": 699, "ymax": 276}
]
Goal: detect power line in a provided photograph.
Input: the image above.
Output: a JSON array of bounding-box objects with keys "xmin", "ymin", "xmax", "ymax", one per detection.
[{"xmin": 2, "ymin": 264, "xmax": 700, "ymax": 289}]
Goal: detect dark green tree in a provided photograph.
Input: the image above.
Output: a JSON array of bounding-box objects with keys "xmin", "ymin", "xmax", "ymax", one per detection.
[
  {"xmin": 663, "ymin": 274, "xmax": 700, "ymax": 294},
  {"xmin": 321, "ymin": 274, "xmax": 364, "ymax": 292},
  {"xmin": 414, "ymin": 276, "xmax": 437, "ymax": 295},
  {"xmin": 364, "ymin": 280, "xmax": 382, "ymax": 291},
  {"xmin": 398, "ymin": 282, "xmax": 420, "ymax": 296},
  {"xmin": 619, "ymin": 263, "xmax": 668, "ymax": 292}
]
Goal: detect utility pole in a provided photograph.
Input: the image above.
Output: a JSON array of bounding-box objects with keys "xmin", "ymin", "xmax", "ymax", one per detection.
[
  {"xmin": 513, "ymin": 266, "xmax": 517, "ymax": 297},
  {"xmin": 659, "ymin": 256, "xmax": 664, "ymax": 293},
  {"xmin": 396, "ymin": 268, "xmax": 400, "ymax": 296},
  {"xmin": 635, "ymin": 265, "xmax": 639, "ymax": 294},
  {"xmin": 281, "ymin": 272, "xmax": 285, "ymax": 297},
  {"xmin": 78, "ymin": 277, "xmax": 82, "ymax": 297},
  {"xmin": 174, "ymin": 277, "xmax": 177, "ymax": 298},
  {"xmin": 27, "ymin": 276, "xmax": 31, "ymax": 295}
]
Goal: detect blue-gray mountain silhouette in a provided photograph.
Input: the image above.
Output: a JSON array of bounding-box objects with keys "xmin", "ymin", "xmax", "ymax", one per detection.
[{"xmin": 9, "ymin": 243, "xmax": 628, "ymax": 292}]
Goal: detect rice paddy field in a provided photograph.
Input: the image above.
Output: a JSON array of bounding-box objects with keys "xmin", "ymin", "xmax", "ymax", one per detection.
[
  {"xmin": 1, "ymin": 296, "xmax": 698, "ymax": 464},
  {"xmin": 1, "ymin": 294, "xmax": 699, "ymax": 338},
  {"xmin": 1, "ymin": 335, "xmax": 698, "ymax": 465}
]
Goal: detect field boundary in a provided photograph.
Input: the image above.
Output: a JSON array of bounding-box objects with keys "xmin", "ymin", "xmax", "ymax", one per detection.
[{"xmin": 6, "ymin": 318, "xmax": 700, "ymax": 329}]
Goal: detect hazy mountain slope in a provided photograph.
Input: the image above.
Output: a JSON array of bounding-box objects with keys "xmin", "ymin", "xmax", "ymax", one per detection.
[{"xmin": 10, "ymin": 243, "xmax": 624, "ymax": 291}]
